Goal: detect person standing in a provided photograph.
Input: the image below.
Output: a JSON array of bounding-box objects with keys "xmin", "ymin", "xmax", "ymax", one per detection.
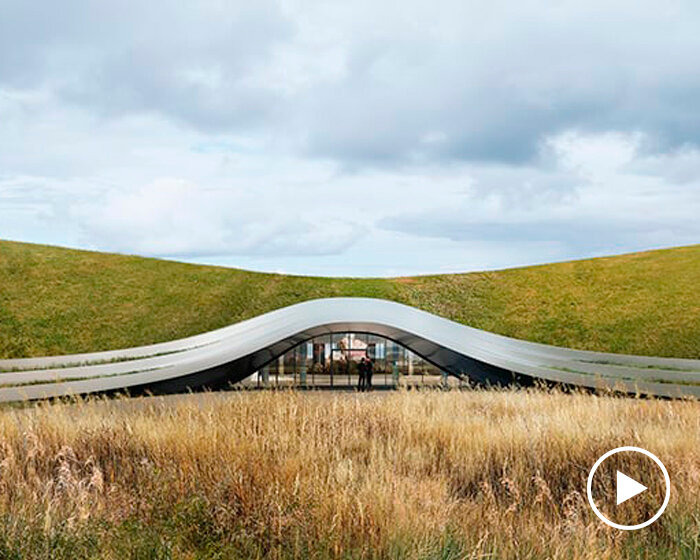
[
  {"xmin": 358, "ymin": 357, "xmax": 367, "ymax": 391},
  {"xmin": 365, "ymin": 357, "xmax": 374, "ymax": 391}
]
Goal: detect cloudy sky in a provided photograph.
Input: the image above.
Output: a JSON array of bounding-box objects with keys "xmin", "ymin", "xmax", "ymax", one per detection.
[{"xmin": 2, "ymin": 0, "xmax": 700, "ymax": 276}]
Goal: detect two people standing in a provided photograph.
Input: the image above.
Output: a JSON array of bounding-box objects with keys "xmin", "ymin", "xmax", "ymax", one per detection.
[{"xmin": 357, "ymin": 356, "xmax": 373, "ymax": 391}]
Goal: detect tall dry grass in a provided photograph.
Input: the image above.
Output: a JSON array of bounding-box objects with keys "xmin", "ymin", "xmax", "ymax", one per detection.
[{"xmin": 0, "ymin": 388, "xmax": 697, "ymax": 559}]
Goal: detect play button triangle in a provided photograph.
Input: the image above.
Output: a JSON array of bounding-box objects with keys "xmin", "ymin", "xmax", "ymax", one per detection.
[{"xmin": 616, "ymin": 471, "xmax": 647, "ymax": 505}]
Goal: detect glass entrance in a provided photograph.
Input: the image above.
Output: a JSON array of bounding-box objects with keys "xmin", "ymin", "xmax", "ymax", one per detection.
[{"xmin": 245, "ymin": 331, "xmax": 457, "ymax": 389}]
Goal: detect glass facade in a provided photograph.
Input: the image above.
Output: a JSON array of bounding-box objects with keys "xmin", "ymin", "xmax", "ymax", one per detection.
[{"xmin": 247, "ymin": 332, "xmax": 457, "ymax": 388}]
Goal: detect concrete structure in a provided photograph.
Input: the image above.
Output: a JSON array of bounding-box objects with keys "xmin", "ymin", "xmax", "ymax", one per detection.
[{"xmin": 0, "ymin": 298, "xmax": 699, "ymax": 401}]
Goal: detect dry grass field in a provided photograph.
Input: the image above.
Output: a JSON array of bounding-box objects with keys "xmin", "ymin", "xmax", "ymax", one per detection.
[{"xmin": 0, "ymin": 388, "xmax": 697, "ymax": 559}]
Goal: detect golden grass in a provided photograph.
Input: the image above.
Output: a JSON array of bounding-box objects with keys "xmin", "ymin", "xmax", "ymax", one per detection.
[{"xmin": 0, "ymin": 389, "xmax": 697, "ymax": 558}]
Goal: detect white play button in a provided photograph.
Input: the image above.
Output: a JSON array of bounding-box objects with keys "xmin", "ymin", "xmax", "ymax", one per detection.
[
  {"xmin": 587, "ymin": 446, "xmax": 670, "ymax": 530},
  {"xmin": 616, "ymin": 471, "xmax": 647, "ymax": 505}
]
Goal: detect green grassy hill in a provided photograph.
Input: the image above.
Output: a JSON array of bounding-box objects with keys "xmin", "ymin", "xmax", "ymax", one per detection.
[{"xmin": 1, "ymin": 239, "xmax": 699, "ymax": 359}]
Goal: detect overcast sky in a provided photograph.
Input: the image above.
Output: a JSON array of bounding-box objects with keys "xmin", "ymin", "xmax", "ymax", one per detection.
[{"xmin": 2, "ymin": 0, "xmax": 700, "ymax": 276}]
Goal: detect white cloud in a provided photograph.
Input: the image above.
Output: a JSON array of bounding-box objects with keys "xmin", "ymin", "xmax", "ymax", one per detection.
[
  {"xmin": 71, "ymin": 178, "xmax": 363, "ymax": 257},
  {"xmin": 1, "ymin": 1, "xmax": 700, "ymax": 275},
  {"xmin": 382, "ymin": 131, "xmax": 700, "ymax": 261}
]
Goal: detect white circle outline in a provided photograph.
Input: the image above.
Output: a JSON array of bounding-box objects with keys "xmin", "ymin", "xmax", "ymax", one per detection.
[{"xmin": 586, "ymin": 446, "xmax": 670, "ymax": 530}]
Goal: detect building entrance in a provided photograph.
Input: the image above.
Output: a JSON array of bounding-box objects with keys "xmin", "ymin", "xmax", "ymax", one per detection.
[{"xmin": 245, "ymin": 332, "xmax": 461, "ymax": 389}]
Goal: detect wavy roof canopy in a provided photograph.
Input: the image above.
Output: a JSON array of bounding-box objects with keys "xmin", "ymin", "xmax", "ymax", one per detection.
[{"xmin": 0, "ymin": 298, "xmax": 699, "ymax": 402}]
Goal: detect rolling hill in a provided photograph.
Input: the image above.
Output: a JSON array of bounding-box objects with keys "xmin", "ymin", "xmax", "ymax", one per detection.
[{"xmin": 1, "ymin": 239, "xmax": 699, "ymax": 359}]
